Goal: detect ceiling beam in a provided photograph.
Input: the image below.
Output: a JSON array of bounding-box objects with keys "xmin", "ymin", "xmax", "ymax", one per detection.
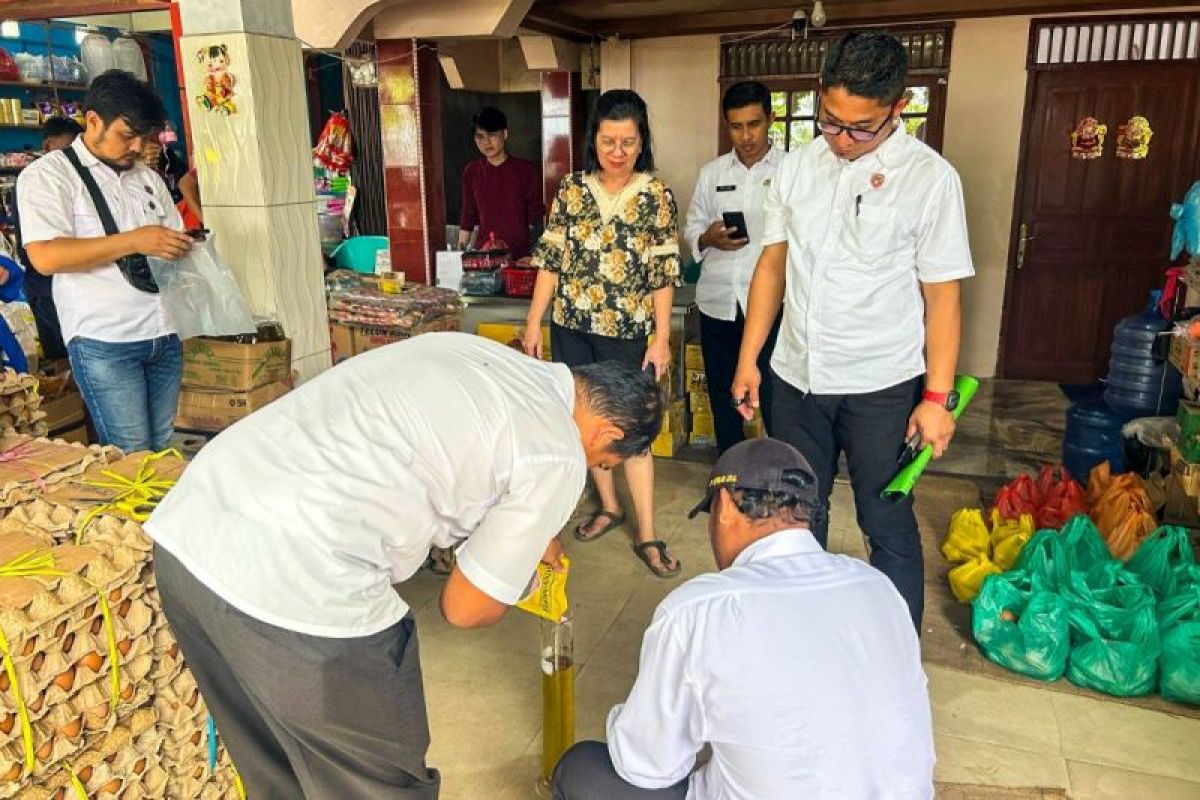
[
  {"xmin": 522, "ymin": 5, "xmax": 596, "ymax": 41},
  {"xmin": 562, "ymin": 0, "xmax": 1196, "ymax": 39},
  {"xmin": 0, "ymin": 1, "xmax": 170, "ymax": 21}
]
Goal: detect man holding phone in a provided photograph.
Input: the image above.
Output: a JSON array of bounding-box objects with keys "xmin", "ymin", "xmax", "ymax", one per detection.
[
  {"xmin": 684, "ymin": 81, "xmax": 784, "ymax": 453},
  {"xmin": 731, "ymin": 32, "xmax": 973, "ymax": 629},
  {"xmin": 18, "ymin": 70, "xmax": 192, "ymax": 452}
]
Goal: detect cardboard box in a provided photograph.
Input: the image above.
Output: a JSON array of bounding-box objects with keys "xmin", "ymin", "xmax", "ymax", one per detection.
[
  {"xmin": 54, "ymin": 424, "xmax": 88, "ymax": 445},
  {"xmin": 40, "ymin": 390, "xmax": 85, "ymax": 433},
  {"xmin": 1170, "ymin": 335, "xmax": 1200, "ymax": 382},
  {"xmin": 176, "ymin": 381, "xmax": 292, "ymax": 432},
  {"xmin": 475, "ymin": 323, "xmax": 551, "ymax": 360},
  {"xmin": 692, "ymin": 411, "xmax": 715, "ymax": 438},
  {"xmin": 651, "ymin": 427, "xmax": 687, "ymax": 458},
  {"xmin": 689, "ymin": 390, "xmax": 712, "ymax": 413},
  {"xmin": 689, "ymin": 432, "xmax": 717, "ymax": 448},
  {"xmin": 686, "ymin": 369, "xmax": 708, "ymax": 394},
  {"xmin": 1179, "ymin": 401, "xmax": 1200, "ymax": 439},
  {"xmin": 1170, "ymin": 446, "xmax": 1200, "ymax": 496},
  {"xmin": 685, "ymin": 342, "xmax": 704, "ymax": 372},
  {"xmin": 330, "ymin": 323, "xmax": 355, "ymax": 365},
  {"xmin": 182, "ymin": 338, "xmax": 292, "ymax": 391},
  {"xmin": 1163, "ymin": 472, "xmax": 1200, "ymax": 528}
]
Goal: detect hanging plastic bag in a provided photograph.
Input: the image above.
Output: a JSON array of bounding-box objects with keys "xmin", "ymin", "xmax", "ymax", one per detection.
[
  {"xmin": 1159, "ymin": 621, "xmax": 1200, "ymax": 705},
  {"xmin": 1065, "ymin": 576, "xmax": 1161, "ymax": 697},
  {"xmin": 942, "ymin": 508, "xmax": 990, "ymax": 563},
  {"xmin": 973, "ymin": 569, "xmax": 1070, "ymax": 681},
  {"xmin": 1035, "ymin": 465, "xmax": 1087, "ymax": 529},
  {"xmin": 1125, "ymin": 526, "xmax": 1198, "ymax": 600},
  {"xmin": 990, "ymin": 510, "xmax": 1035, "ymax": 571},
  {"xmin": 949, "ymin": 553, "xmax": 1002, "ymax": 604},
  {"xmin": 147, "ymin": 236, "xmax": 256, "ymax": 339}
]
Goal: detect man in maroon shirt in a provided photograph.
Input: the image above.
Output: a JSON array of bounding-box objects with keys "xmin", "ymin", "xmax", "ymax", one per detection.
[{"xmin": 457, "ymin": 107, "xmax": 544, "ymax": 258}]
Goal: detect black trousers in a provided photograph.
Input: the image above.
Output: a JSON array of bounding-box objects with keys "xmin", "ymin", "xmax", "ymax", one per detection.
[
  {"xmin": 699, "ymin": 309, "xmax": 781, "ymax": 454},
  {"xmin": 553, "ymin": 741, "xmax": 688, "ymax": 799},
  {"xmin": 550, "ymin": 323, "xmax": 647, "ymax": 369},
  {"xmin": 771, "ymin": 375, "xmax": 926, "ymax": 628},
  {"xmin": 153, "ymin": 545, "xmax": 441, "ymax": 799}
]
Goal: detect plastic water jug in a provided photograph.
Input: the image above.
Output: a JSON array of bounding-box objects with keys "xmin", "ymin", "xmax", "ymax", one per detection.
[
  {"xmin": 1063, "ymin": 398, "xmax": 1125, "ymax": 480},
  {"xmin": 1103, "ymin": 290, "xmax": 1181, "ymax": 418}
]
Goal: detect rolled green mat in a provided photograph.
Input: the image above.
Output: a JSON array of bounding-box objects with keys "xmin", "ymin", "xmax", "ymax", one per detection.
[{"xmin": 881, "ymin": 375, "xmax": 980, "ymax": 502}]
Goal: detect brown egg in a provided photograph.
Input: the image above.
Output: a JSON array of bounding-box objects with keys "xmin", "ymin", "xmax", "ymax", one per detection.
[
  {"xmin": 54, "ymin": 620, "xmax": 67, "ymax": 638},
  {"xmin": 189, "ymin": 731, "xmax": 202, "ymax": 746},
  {"xmin": 31, "ymin": 652, "xmax": 45, "ymax": 671},
  {"xmin": 83, "ymin": 602, "xmax": 96, "ymax": 618},
  {"xmin": 56, "ymin": 717, "xmax": 82, "ymax": 739},
  {"xmin": 167, "ymin": 644, "xmax": 179, "ymax": 659},
  {"xmin": 1000, "ymin": 609, "xmax": 1018, "ymax": 623},
  {"xmin": 90, "ymin": 618, "xmax": 103, "ymax": 636},
  {"xmin": 35, "ymin": 738, "xmax": 52, "ymax": 761},
  {"xmin": 119, "ymin": 685, "xmax": 133, "ymax": 701},
  {"xmin": 52, "ymin": 666, "xmax": 75, "ymax": 692},
  {"xmin": 1, "ymin": 762, "xmax": 21, "ymax": 781},
  {"xmin": 78, "ymin": 765, "xmax": 93, "ymax": 783},
  {"xmin": 27, "ymin": 693, "xmax": 44, "ymax": 713},
  {"xmin": 116, "ymin": 639, "xmax": 132, "ymax": 657},
  {"xmin": 108, "ymin": 588, "xmax": 122, "ymax": 602},
  {"xmin": 100, "ymin": 778, "xmax": 122, "ymax": 794},
  {"xmin": 118, "ymin": 599, "xmax": 132, "ymax": 617},
  {"xmin": 51, "ymin": 789, "xmax": 64, "ymax": 800},
  {"xmin": 62, "ymin": 633, "xmax": 76, "ymax": 654},
  {"xmin": 0, "ymin": 713, "xmax": 13, "ymax": 734},
  {"xmin": 21, "ymin": 638, "xmax": 35, "ymax": 656},
  {"xmin": 132, "ymin": 757, "xmax": 146, "ymax": 774},
  {"xmin": 0, "ymin": 672, "xmax": 7, "ymax": 691},
  {"xmin": 79, "ymin": 651, "xmax": 103, "ymax": 672}
]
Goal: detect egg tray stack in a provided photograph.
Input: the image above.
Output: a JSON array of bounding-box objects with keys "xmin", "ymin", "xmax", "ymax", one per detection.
[
  {"xmin": 10, "ymin": 708, "xmax": 166, "ymax": 800},
  {"xmin": 0, "ymin": 374, "xmax": 46, "ymax": 439},
  {"xmin": 153, "ymin": 667, "xmax": 241, "ymax": 799},
  {"xmin": 0, "ymin": 436, "xmax": 124, "ymax": 514},
  {"xmin": 0, "ymin": 527, "xmax": 157, "ymax": 798}
]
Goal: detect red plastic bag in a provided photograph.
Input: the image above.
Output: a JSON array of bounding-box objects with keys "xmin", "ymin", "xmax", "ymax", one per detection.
[
  {"xmin": 993, "ymin": 474, "xmax": 1041, "ymax": 520},
  {"xmin": 0, "ymin": 50, "xmax": 18, "ymax": 83},
  {"xmin": 1035, "ymin": 465, "xmax": 1086, "ymax": 529}
]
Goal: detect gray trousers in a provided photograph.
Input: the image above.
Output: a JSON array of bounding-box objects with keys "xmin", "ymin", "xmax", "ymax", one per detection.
[
  {"xmin": 553, "ymin": 741, "xmax": 688, "ymax": 800},
  {"xmin": 153, "ymin": 545, "xmax": 441, "ymax": 799}
]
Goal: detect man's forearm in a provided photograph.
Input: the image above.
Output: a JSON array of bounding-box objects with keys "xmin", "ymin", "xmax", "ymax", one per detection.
[
  {"xmin": 922, "ymin": 280, "xmax": 962, "ymax": 393},
  {"xmin": 25, "ymin": 234, "xmax": 136, "ymax": 275},
  {"xmin": 738, "ymin": 243, "xmax": 787, "ymax": 366}
]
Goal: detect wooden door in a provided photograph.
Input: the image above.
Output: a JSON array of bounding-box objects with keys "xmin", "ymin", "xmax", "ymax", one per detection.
[{"xmin": 1001, "ymin": 18, "xmax": 1200, "ymax": 383}]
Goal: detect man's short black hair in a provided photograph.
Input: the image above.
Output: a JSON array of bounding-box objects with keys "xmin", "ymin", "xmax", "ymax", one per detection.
[
  {"xmin": 722, "ymin": 81, "xmax": 772, "ymax": 118},
  {"xmin": 472, "ymin": 107, "xmax": 507, "ymax": 134},
  {"xmin": 83, "ymin": 69, "xmax": 167, "ymax": 136},
  {"xmin": 41, "ymin": 116, "xmax": 83, "ymax": 145},
  {"xmin": 820, "ymin": 31, "xmax": 910, "ymax": 106},
  {"xmin": 584, "ymin": 89, "xmax": 655, "ymax": 173},
  {"xmin": 571, "ymin": 361, "xmax": 665, "ymax": 459}
]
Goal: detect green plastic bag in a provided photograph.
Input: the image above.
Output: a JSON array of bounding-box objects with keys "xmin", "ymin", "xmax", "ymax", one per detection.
[
  {"xmin": 1159, "ymin": 579, "xmax": 1200, "ymax": 629},
  {"xmin": 1160, "ymin": 621, "xmax": 1200, "ymax": 705},
  {"xmin": 1126, "ymin": 526, "xmax": 1197, "ymax": 600},
  {"xmin": 1017, "ymin": 516, "xmax": 1113, "ymax": 591},
  {"xmin": 972, "ymin": 570, "xmax": 1069, "ymax": 681},
  {"xmin": 1065, "ymin": 577, "xmax": 1161, "ymax": 697}
]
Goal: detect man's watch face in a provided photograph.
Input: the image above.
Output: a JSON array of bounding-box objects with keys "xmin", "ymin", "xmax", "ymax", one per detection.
[{"xmin": 945, "ymin": 390, "xmax": 960, "ymax": 412}]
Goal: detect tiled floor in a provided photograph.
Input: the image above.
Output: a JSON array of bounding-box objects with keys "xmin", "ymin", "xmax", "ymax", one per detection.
[{"xmin": 403, "ymin": 459, "xmax": 1200, "ymax": 800}]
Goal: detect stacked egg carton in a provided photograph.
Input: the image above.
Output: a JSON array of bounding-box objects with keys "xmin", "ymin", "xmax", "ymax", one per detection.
[
  {"xmin": 0, "ymin": 374, "xmax": 45, "ymax": 439},
  {"xmin": 0, "ymin": 527, "xmax": 156, "ymax": 797},
  {"xmin": 0, "ymin": 436, "xmax": 123, "ymax": 514}
]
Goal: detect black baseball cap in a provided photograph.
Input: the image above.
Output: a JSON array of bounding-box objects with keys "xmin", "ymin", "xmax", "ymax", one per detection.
[{"xmin": 688, "ymin": 438, "xmax": 820, "ymax": 518}]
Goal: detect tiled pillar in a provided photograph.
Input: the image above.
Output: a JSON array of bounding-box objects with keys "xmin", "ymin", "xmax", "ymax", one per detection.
[
  {"xmin": 540, "ymin": 70, "xmax": 584, "ymax": 209},
  {"xmin": 177, "ymin": 0, "xmax": 330, "ymax": 381},
  {"xmin": 377, "ymin": 39, "xmax": 446, "ymax": 285}
]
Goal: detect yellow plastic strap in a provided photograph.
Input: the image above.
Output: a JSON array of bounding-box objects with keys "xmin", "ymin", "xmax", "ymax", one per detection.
[
  {"xmin": 0, "ymin": 549, "xmax": 123, "ymax": 776},
  {"xmin": 66, "ymin": 763, "xmax": 88, "ymax": 798},
  {"xmin": 232, "ymin": 763, "xmax": 246, "ymax": 799},
  {"xmin": 75, "ymin": 449, "xmax": 183, "ymax": 545}
]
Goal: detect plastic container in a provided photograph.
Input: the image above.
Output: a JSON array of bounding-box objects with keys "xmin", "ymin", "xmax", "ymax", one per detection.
[
  {"xmin": 79, "ymin": 31, "xmax": 114, "ymax": 84},
  {"xmin": 1104, "ymin": 290, "xmax": 1182, "ymax": 418},
  {"xmin": 539, "ymin": 617, "xmax": 574, "ymax": 790},
  {"xmin": 329, "ymin": 236, "xmax": 389, "ymax": 273},
  {"xmin": 112, "ymin": 36, "xmax": 147, "ymax": 81},
  {"xmin": 463, "ymin": 233, "xmax": 512, "ymax": 271},
  {"xmin": 461, "ymin": 269, "xmax": 503, "ymax": 296},
  {"xmin": 501, "ymin": 266, "xmax": 537, "ymax": 297},
  {"xmin": 1064, "ymin": 398, "xmax": 1126, "ymax": 480}
]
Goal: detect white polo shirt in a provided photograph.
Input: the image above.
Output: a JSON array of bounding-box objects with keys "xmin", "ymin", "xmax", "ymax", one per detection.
[
  {"xmin": 762, "ymin": 125, "xmax": 973, "ymax": 395},
  {"xmin": 684, "ymin": 146, "xmax": 784, "ymax": 321},
  {"xmin": 607, "ymin": 530, "xmax": 934, "ymax": 800},
  {"xmin": 145, "ymin": 333, "xmax": 588, "ymax": 638},
  {"xmin": 16, "ymin": 136, "xmax": 180, "ymax": 345}
]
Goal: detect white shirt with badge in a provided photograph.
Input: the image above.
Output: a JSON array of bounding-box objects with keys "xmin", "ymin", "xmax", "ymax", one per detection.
[
  {"xmin": 16, "ymin": 136, "xmax": 180, "ymax": 345},
  {"xmin": 761, "ymin": 124, "xmax": 974, "ymax": 395},
  {"xmin": 685, "ymin": 146, "xmax": 783, "ymax": 321},
  {"xmin": 606, "ymin": 529, "xmax": 935, "ymax": 800},
  {"xmin": 145, "ymin": 333, "xmax": 588, "ymax": 639}
]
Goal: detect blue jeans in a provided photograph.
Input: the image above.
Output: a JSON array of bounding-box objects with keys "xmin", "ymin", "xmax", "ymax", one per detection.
[{"xmin": 68, "ymin": 334, "xmax": 182, "ymax": 452}]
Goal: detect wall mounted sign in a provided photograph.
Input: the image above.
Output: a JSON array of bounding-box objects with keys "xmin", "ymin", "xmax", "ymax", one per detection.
[
  {"xmin": 1116, "ymin": 115, "xmax": 1153, "ymax": 160},
  {"xmin": 1070, "ymin": 116, "xmax": 1106, "ymax": 160},
  {"xmin": 195, "ymin": 44, "xmax": 238, "ymax": 115}
]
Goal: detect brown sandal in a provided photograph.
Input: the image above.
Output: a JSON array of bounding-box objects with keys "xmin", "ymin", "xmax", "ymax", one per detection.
[
  {"xmin": 575, "ymin": 510, "xmax": 626, "ymax": 542},
  {"xmin": 633, "ymin": 540, "xmax": 681, "ymax": 579}
]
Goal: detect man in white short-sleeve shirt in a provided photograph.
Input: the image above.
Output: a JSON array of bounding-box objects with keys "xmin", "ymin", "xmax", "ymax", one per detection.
[
  {"xmin": 18, "ymin": 70, "xmax": 194, "ymax": 452},
  {"xmin": 552, "ymin": 439, "xmax": 935, "ymax": 800},
  {"xmin": 145, "ymin": 332, "xmax": 665, "ymax": 798},
  {"xmin": 732, "ymin": 31, "xmax": 974, "ymax": 628}
]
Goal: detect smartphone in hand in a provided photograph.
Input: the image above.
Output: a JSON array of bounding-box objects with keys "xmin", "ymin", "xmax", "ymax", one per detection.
[{"xmin": 721, "ymin": 211, "xmax": 748, "ymax": 240}]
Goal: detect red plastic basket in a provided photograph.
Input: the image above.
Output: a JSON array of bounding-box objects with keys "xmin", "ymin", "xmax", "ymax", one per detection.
[{"xmin": 501, "ymin": 266, "xmax": 538, "ymax": 297}]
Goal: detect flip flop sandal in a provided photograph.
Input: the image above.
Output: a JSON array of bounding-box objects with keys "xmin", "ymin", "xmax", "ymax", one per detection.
[
  {"xmin": 424, "ymin": 545, "xmax": 456, "ymax": 576},
  {"xmin": 575, "ymin": 510, "xmax": 626, "ymax": 542},
  {"xmin": 633, "ymin": 540, "xmax": 681, "ymax": 579}
]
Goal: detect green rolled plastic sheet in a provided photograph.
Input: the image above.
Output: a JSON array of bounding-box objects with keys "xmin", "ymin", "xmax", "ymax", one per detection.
[
  {"xmin": 881, "ymin": 375, "xmax": 981, "ymax": 502},
  {"xmin": 972, "ymin": 570, "xmax": 1070, "ymax": 681}
]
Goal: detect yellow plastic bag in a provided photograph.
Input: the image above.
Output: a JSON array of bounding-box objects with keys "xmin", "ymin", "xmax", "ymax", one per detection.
[
  {"xmin": 949, "ymin": 553, "xmax": 1002, "ymax": 603},
  {"xmin": 942, "ymin": 508, "xmax": 990, "ymax": 563},
  {"xmin": 989, "ymin": 510, "xmax": 1035, "ymax": 571},
  {"xmin": 516, "ymin": 556, "xmax": 571, "ymax": 622}
]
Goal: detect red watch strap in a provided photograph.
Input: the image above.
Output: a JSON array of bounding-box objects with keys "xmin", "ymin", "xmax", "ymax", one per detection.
[{"xmin": 923, "ymin": 390, "xmax": 949, "ymax": 405}]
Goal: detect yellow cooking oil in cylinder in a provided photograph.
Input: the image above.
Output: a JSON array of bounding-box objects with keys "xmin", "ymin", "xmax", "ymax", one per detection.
[{"xmin": 540, "ymin": 615, "xmax": 575, "ymax": 786}]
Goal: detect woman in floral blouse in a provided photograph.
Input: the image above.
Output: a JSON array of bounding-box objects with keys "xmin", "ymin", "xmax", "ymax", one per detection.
[{"xmin": 524, "ymin": 89, "xmax": 682, "ymax": 578}]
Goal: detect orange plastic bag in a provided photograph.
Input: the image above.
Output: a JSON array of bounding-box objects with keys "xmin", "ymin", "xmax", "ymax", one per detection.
[
  {"xmin": 1087, "ymin": 465, "xmax": 1156, "ymax": 561},
  {"xmin": 942, "ymin": 508, "xmax": 991, "ymax": 563}
]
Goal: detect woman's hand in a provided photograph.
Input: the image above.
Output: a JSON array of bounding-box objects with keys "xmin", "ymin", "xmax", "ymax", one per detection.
[
  {"xmin": 521, "ymin": 324, "xmax": 543, "ymax": 359},
  {"xmin": 643, "ymin": 337, "xmax": 671, "ymax": 380}
]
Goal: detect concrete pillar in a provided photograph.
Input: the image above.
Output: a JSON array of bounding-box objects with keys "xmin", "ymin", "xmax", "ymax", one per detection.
[
  {"xmin": 600, "ymin": 37, "xmax": 632, "ymax": 92},
  {"xmin": 177, "ymin": 0, "xmax": 330, "ymax": 381}
]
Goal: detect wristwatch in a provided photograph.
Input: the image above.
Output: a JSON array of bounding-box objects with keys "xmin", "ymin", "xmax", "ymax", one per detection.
[{"xmin": 923, "ymin": 389, "xmax": 960, "ymax": 412}]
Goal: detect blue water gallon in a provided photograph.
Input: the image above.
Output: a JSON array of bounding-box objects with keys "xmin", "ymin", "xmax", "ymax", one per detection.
[
  {"xmin": 1063, "ymin": 398, "xmax": 1126, "ymax": 480},
  {"xmin": 1103, "ymin": 290, "xmax": 1182, "ymax": 418}
]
